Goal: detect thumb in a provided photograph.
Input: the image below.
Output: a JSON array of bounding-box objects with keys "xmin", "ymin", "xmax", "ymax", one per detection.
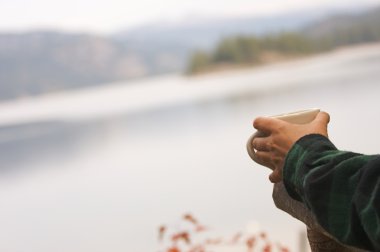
[
  {"xmin": 311, "ymin": 111, "xmax": 330, "ymax": 137},
  {"xmin": 314, "ymin": 111, "xmax": 330, "ymax": 125}
]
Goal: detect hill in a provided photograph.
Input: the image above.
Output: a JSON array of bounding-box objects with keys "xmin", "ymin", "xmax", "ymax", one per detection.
[
  {"xmin": 0, "ymin": 5, "xmax": 376, "ymax": 100},
  {"xmin": 304, "ymin": 6, "xmax": 380, "ymax": 45},
  {"xmin": 0, "ymin": 32, "xmax": 149, "ymax": 100},
  {"xmin": 186, "ymin": 6, "xmax": 380, "ymax": 74}
]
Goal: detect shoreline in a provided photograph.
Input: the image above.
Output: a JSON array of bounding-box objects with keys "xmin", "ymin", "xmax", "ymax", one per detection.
[
  {"xmin": 186, "ymin": 42, "xmax": 380, "ymax": 78},
  {"xmin": 0, "ymin": 42, "xmax": 379, "ymax": 126}
]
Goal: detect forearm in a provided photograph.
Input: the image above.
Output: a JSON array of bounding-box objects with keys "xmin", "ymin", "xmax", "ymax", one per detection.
[{"xmin": 283, "ymin": 134, "xmax": 380, "ymax": 251}]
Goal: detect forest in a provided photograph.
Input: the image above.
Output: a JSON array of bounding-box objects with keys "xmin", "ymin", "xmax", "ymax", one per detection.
[{"xmin": 187, "ymin": 7, "xmax": 380, "ymax": 74}]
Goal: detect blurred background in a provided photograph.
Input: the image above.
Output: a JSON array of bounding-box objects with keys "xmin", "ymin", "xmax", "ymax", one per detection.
[{"xmin": 1, "ymin": 0, "xmax": 380, "ymax": 251}]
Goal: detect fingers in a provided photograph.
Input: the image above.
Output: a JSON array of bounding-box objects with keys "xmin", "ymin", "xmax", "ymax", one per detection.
[
  {"xmin": 254, "ymin": 151, "xmax": 283, "ymax": 183},
  {"xmin": 269, "ymin": 169, "xmax": 282, "ymax": 183},
  {"xmin": 252, "ymin": 137, "xmax": 272, "ymax": 152},
  {"xmin": 253, "ymin": 117, "xmax": 284, "ymax": 134},
  {"xmin": 252, "ymin": 151, "xmax": 274, "ymax": 170}
]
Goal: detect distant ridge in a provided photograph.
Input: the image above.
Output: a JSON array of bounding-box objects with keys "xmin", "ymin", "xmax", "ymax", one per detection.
[
  {"xmin": 0, "ymin": 5, "xmax": 377, "ymax": 101},
  {"xmin": 0, "ymin": 32, "xmax": 149, "ymax": 100},
  {"xmin": 304, "ymin": 6, "xmax": 380, "ymax": 44}
]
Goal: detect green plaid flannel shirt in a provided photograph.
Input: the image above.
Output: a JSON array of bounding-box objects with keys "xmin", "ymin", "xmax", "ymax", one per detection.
[{"xmin": 283, "ymin": 134, "xmax": 380, "ymax": 251}]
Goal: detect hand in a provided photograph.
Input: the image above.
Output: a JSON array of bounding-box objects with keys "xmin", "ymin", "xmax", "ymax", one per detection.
[{"xmin": 251, "ymin": 112, "xmax": 330, "ymax": 183}]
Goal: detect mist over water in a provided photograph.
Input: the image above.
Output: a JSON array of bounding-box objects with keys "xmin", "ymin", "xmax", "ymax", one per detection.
[{"xmin": 0, "ymin": 44, "xmax": 380, "ymax": 252}]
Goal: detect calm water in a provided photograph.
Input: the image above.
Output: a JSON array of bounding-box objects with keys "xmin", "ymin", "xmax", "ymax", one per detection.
[{"xmin": 0, "ymin": 44, "xmax": 380, "ymax": 252}]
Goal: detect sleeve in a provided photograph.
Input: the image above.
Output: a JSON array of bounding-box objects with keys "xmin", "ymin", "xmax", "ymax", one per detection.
[{"xmin": 282, "ymin": 134, "xmax": 380, "ymax": 251}]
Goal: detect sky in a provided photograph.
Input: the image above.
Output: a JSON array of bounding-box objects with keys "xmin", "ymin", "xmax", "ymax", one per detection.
[{"xmin": 1, "ymin": 0, "xmax": 380, "ymax": 34}]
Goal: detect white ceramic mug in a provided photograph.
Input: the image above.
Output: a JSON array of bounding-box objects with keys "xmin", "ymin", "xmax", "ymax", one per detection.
[{"xmin": 246, "ymin": 108, "xmax": 320, "ymax": 161}]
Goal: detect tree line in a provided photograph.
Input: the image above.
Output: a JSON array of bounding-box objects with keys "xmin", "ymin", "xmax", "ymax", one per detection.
[{"xmin": 186, "ymin": 15, "xmax": 380, "ymax": 74}]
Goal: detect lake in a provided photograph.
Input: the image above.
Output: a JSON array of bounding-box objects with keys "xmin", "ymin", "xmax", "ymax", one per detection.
[{"xmin": 0, "ymin": 43, "xmax": 380, "ymax": 252}]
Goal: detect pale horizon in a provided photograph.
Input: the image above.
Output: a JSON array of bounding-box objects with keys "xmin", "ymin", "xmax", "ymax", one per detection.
[{"xmin": 1, "ymin": 0, "xmax": 379, "ymax": 35}]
